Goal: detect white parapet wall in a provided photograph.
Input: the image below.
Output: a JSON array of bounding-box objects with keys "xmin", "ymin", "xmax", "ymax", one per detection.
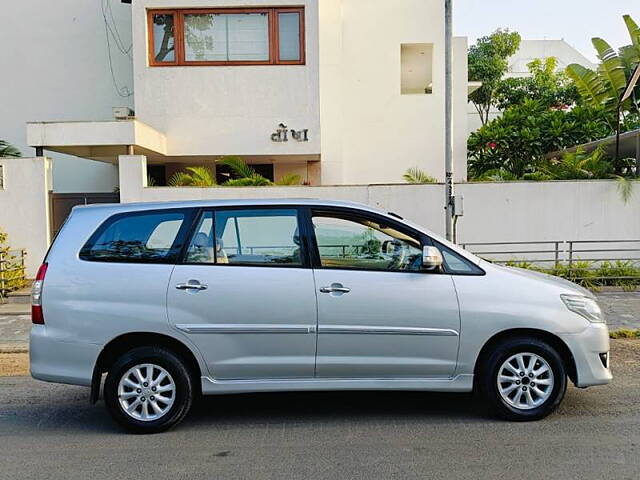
[
  {"xmin": 120, "ymin": 155, "xmax": 640, "ymax": 245},
  {"xmin": 0, "ymin": 157, "xmax": 52, "ymax": 277}
]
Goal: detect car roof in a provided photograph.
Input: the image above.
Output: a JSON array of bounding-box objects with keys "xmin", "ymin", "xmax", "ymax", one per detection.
[{"xmin": 73, "ymin": 198, "xmax": 388, "ymax": 215}]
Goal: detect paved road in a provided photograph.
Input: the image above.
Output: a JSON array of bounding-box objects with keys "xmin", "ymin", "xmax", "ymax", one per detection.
[{"xmin": 0, "ymin": 341, "xmax": 638, "ymax": 480}]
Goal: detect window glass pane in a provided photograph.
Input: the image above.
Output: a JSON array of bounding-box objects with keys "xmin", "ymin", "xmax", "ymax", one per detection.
[
  {"xmin": 184, "ymin": 13, "xmax": 269, "ymax": 62},
  {"xmin": 152, "ymin": 13, "xmax": 175, "ymax": 63},
  {"xmin": 437, "ymin": 243, "xmax": 483, "ymax": 274},
  {"xmin": 215, "ymin": 209, "xmax": 301, "ymax": 265},
  {"xmin": 313, "ymin": 215, "xmax": 422, "ymax": 271},
  {"xmin": 278, "ymin": 12, "xmax": 301, "ymax": 61},
  {"xmin": 185, "ymin": 212, "xmax": 214, "ymax": 263},
  {"xmin": 81, "ymin": 212, "xmax": 186, "ymax": 263}
]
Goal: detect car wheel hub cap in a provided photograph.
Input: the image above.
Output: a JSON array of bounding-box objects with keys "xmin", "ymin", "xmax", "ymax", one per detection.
[
  {"xmin": 497, "ymin": 352, "xmax": 554, "ymax": 410},
  {"xmin": 118, "ymin": 363, "xmax": 176, "ymax": 422}
]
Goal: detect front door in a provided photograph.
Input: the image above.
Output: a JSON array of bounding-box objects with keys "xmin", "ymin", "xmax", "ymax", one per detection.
[
  {"xmin": 310, "ymin": 209, "xmax": 461, "ymax": 378},
  {"xmin": 167, "ymin": 207, "xmax": 317, "ymax": 380}
]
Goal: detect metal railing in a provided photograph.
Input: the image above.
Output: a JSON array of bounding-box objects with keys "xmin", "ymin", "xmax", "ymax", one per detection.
[
  {"xmin": 460, "ymin": 240, "xmax": 640, "ymax": 283},
  {"xmin": 0, "ymin": 249, "xmax": 27, "ymax": 301}
]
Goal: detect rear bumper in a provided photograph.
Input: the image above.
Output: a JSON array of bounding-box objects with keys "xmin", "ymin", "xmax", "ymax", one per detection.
[
  {"xmin": 560, "ymin": 323, "xmax": 612, "ymax": 388},
  {"xmin": 30, "ymin": 325, "xmax": 100, "ymax": 387}
]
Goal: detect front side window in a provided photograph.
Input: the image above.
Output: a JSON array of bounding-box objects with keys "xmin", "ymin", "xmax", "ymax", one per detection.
[
  {"xmin": 312, "ymin": 213, "xmax": 423, "ymax": 272},
  {"xmin": 148, "ymin": 7, "xmax": 305, "ymax": 66},
  {"xmin": 80, "ymin": 210, "xmax": 192, "ymax": 263},
  {"xmin": 185, "ymin": 209, "xmax": 303, "ymax": 266}
]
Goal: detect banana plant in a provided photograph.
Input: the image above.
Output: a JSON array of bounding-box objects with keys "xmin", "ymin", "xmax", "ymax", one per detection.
[{"xmin": 566, "ymin": 15, "xmax": 640, "ymax": 116}]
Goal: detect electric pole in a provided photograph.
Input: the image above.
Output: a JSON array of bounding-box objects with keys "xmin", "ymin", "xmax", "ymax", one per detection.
[{"xmin": 444, "ymin": 0, "xmax": 455, "ymax": 241}]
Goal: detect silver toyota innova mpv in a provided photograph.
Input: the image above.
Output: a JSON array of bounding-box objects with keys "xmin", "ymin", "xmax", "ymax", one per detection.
[{"xmin": 30, "ymin": 199, "xmax": 612, "ymax": 433}]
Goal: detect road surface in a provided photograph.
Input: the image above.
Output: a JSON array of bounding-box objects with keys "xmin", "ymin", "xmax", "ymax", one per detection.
[{"xmin": 0, "ymin": 341, "xmax": 638, "ymax": 479}]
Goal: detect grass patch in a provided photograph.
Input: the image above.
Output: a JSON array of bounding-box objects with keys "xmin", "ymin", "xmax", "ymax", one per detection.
[
  {"xmin": 504, "ymin": 260, "xmax": 640, "ymax": 291},
  {"xmin": 610, "ymin": 329, "xmax": 640, "ymax": 339}
]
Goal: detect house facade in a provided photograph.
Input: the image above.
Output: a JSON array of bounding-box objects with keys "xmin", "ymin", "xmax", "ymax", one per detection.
[{"xmin": 24, "ymin": 0, "xmax": 470, "ymax": 188}]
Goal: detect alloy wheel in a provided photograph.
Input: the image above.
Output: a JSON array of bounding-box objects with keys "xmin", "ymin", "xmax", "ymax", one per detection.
[
  {"xmin": 496, "ymin": 352, "xmax": 554, "ymax": 410},
  {"xmin": 117, "ymin": 363, "xmax": 176, "ymax": 422}
]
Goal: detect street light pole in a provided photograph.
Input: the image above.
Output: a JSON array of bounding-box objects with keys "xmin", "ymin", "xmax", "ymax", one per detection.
[{"xmin": 444, "ymin": 0, "xmax": 455, "ymax": 241}]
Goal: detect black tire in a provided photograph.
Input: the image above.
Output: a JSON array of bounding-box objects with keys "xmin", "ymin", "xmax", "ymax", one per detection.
[
  {"xmin": 478, "ymin": 337, "xmax": 567, "ymax": 421},
  {"xmin": 104, "ymin": 346, "xmax": 194, "ymax": 434}
]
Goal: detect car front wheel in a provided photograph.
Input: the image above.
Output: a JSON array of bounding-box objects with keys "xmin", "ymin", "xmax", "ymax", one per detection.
[
  {"xmin": 104, "ymin": 346, "xmax": 194, "ymax": 433},
  {"xmin": 479, "ymin": 337, "xmax": 567, "ymax": 421}
]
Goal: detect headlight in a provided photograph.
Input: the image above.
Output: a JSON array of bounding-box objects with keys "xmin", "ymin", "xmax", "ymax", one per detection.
[{"xmin": 561, "ymin": 294, "xmax": 604, "ymax": 323}]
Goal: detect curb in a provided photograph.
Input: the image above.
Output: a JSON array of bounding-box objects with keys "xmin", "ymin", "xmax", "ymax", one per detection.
[{"xmin": 0, "ymin": 344, "xmax": 28, "ymax": 354}]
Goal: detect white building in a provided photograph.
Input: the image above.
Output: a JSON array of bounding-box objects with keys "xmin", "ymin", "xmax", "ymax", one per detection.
[
  {"xmin": 16, "ymin": 0, "xmax": 470, "ymax": 190},
  {"xmin": 468, "ymin": 39, "xmax": 597, "ymax": 134},
  {"xmin": 0, "ymin": 1, "xmax": 134, "ymax": 193}
]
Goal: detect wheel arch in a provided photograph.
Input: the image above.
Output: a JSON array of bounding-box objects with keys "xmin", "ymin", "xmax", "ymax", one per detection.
[
  {"xmin": 473, "ymin": 328, "xmax": 578, "ymax": 386},
  {"xmin": 91, "ymin": 332, "xmax": 203, "ymax": 404}
]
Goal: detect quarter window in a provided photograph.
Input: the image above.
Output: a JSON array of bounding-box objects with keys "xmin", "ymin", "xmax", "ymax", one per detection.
[
  {"xmin": 80, "ymin": 210, "xmax": 191, "ymax": 264},
  {"xmin": 148, "ymin": 7, "xmax": 305, "ymax": 66},
  {"xmin": 312, "ymin": 214, "xmax": 423, "ymax": 272}
]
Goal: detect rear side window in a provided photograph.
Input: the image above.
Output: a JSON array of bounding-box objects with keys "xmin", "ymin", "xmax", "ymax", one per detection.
[
  {"xmin": 184, "ymin": 208, "xmax": 303, "ymax": 266},
  {"xmin": 80, "ymin": 210, "xmax": 193, "ymax": 264}
]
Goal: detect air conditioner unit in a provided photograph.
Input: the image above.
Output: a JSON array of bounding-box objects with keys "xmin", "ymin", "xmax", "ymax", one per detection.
[{"xmin": 113, "ymin": 107, "xmax": 135, "ymax": 120}]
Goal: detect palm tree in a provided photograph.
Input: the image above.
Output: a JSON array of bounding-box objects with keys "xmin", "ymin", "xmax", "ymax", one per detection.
[
  {"xmin": 275, "ymin": 173, "xmax": 302, "ymax": 186},
  {"xmin": 403, "ymin": 167, "xmax": 437, "ymax": 184},
  {"xmin": 217, "ymin": 156, "xmax": 272, "ymax": 186},
  {"xmin": 0, "ymin": 140, "xmax": 21, "ymax": 158},
  {"xmin": 167, "ymin": 166, "xmax": 217, "ymax": 187},
  {"xmin": 166, "ymin": 157, "xmax": 303, "ymax": 187}
]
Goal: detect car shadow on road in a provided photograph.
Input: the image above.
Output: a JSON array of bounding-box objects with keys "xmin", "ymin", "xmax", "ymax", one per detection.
[{"xmin": 183, "ymin": 390, "xmax": 488, "ymax": 427}]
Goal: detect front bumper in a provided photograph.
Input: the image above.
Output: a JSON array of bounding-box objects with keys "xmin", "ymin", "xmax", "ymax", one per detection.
[
  {"xmin": 30, "ymin": 325, "xmax": 100, "ymax": 387},
  {"xmin": 559, "ymin": 322, "xmax": 612, "ymax": 388}
]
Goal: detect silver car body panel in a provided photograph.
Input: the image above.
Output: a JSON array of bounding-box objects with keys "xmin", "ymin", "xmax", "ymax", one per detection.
[{"xmin": 30, "ymin": 198, "xmax": 612, "ymax": 394}]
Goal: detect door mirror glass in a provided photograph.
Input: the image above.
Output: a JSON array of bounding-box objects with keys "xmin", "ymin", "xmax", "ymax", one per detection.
[{"xmin": 422, "ymin": 246, "xmax": 443, "ymax": 271}]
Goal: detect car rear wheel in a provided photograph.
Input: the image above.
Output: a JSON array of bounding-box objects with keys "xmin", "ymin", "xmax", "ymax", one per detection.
[
  {"xmin": 104, "ymin": 346, "xmax": 194, "ymax": 433},
  {"xmin": 479, "ymin": 337, "xmax": 567, "ymax": 421}
]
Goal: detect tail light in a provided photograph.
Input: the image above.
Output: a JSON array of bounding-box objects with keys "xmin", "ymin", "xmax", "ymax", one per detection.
[{"xmin": 31, "ymin": 263, "xmax": 48, "ymax": 325}]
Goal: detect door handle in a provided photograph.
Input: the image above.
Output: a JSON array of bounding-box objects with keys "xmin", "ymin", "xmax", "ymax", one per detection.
[
  {"xmin": 320, "ymin": 285, "xmax": 351, "ymax": 294},
  {"xmin": 176, "ymin": 282, "xmax": 208, "ymax": 291}
]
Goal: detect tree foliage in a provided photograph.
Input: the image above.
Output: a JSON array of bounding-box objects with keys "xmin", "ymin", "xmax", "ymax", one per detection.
[
  {"xmin": 0, "ymin": 140, "xmax": 21, "ymax": 158},
  {"xmin": 468, "ymin": 29, "xmax": 521, "ymax": 125},
  {"xmin": 494, "ymin": 58, "xmax": 579, "ymax": 111},
  {"xmin": 468, "ymin": 100, "xmax": 611, "ymax": 178}
]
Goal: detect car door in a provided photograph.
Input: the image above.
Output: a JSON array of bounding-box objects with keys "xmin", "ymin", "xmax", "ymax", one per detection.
[
  {"xmin": 167, "ymin": 207, "xmax": 318, "ymax": 380},
  {"xmin": 310, "ymin": 208, "xmax": 461, "ymax": 379}
]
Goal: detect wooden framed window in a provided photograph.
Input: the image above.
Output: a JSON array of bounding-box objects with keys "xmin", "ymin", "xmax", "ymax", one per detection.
[{"xmin": 148, "ymin": 7, "xmax": 305, "ymax": 67}]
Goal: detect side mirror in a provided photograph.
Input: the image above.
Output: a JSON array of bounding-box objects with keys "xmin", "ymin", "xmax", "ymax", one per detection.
[{"xmin": 422, "ymin": 246, "xmax": 443, "ymax": 271}]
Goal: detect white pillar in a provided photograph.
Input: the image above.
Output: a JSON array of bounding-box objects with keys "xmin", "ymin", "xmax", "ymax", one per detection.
[{"xmin": 118, "ymin": 155, "xmax": 147, "ymax": 203}]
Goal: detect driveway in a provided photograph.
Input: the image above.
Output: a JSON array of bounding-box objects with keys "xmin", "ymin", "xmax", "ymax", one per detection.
[{"xmin": 0, "ymin": 340, "xmax": 638, "ymax": 480}]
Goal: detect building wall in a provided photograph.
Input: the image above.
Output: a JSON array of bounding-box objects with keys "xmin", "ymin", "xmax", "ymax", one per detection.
[
  {"xmin": 0, "ymin": 158, "xmax": 51, "ymax": 277},
  {"xmin": 120, "ymin": 156, "xmax": 640, "ymax": 245},
  {"xmin": 0, "ymin": 0, "xmax": 133, "ymax": 193},
  {"xmin": 131, "ymin": 0, "xmax": 321, "ymax": 158},
  {"xmin": 319, "ymin": 0, "xmax": 468, "ymax": 184}
]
